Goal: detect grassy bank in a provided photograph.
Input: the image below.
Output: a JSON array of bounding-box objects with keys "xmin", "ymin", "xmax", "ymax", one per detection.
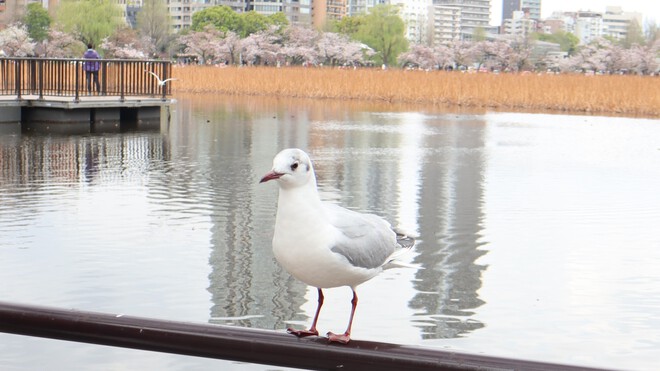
[{"xmin": 172, "ymin": 66, "xmax": 660, "ymax": 117}]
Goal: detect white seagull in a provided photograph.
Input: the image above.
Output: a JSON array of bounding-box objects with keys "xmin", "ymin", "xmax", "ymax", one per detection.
[
  {"xmin": 145, "ymin": 70, "xmax": 178, "ymax": 86},
  {"xmin": 260, "ymin": 148, "xmax": 414, "ymax": 344}
]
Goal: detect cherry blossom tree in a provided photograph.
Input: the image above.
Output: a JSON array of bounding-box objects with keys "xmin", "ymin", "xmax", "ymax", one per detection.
[
  {"xmin": 36, "ymin": 29, "xmax": 86, "ymax": 57},
  {"xmin": 433, "ymin": 44, "xmax": 454, "ymax": 69},
  {"xmin": 101, "ymin": 28, "xmax": 154, "ymax": 59},
  {"xmin": 627, "ymin": 42, "xmax": 659, "ymax": 74},
  {"xmin": 177, "ymin": 25, "xmax": 225, "ymax": 64},
  {"xmin": 281, "ymin": 25, "xmax": 319, "ymax": 65},
  {"xmin": 6, "ymin": 13, "xmax": 639, "ymax": 74},
  {"xmin": 506, "ymin": 36, "xmax": 534, "ymax": 71},
  {"xmin": 470, "ymin": 41, "xmax": 494, "ymax": 71},
  {"xmin": 239, "ymin": 26, "xmax": 283, "ymax": 66},
  {"xmin": 221, "ymin": 31, "xmax": 241, "ymax": 65},
  {"xmin": 316, "ymin": 32, "xmax": 345, "ymax": 66},
  {"xmin": 448, "ymin": 40, "xmax": 475, "ymax": 70},
  {"xmin": 560, "ymin": 43, "xmax": 596, "ymax": 72},
  {"xmin": 561, "ymin": 38, "xmax": 612, "ymax": 73},
  {"xmin": 552, "ymin": 37, "xmax": 660, "ymax": 74},
  {"xmin": 601, "ymin": 44, "xmax": 628, "ymax": 73},
  {"xmin": 398, "ymin": 44, "xmax": 437, "ymax": 69},
  {"xmin": 0, "ymin": 24, "xmax": 36, "ymax": 57},
  {"xmin": 317, "ymin": 32, "xmax": 367, "ymax": 66}
]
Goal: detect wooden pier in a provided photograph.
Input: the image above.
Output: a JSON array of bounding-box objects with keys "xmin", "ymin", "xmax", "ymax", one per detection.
[{"xmin": 0, "ymin": 57, "xmax": 175, "ymax": 134}]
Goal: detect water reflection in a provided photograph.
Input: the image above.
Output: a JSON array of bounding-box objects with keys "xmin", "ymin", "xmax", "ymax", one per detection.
[
  {"xmin": 201, "ymin": 113, "xmax": 305, "ymax": 330},
  {"xmin": 0, "ymin": 97, "xmax": 490, "ymax": 343},
  {"xmin": 3, "ymin": 94, "xmax": 660, "ymax": 370},
  {"xmin": 0, "ymin": 134, "xmax": 170, "ymax": 186},
  {"xmin": 177, "ymin": 95, "xmax": 490, "ymax": 339},
  {"xmin": 410, "ymin": 118, "xmax": 487, "ymax": 338},
  {"xmin": 0, "ymin": 134, "xmax": 171, "ymax": 256},
  {"xmin": 306, "ymin": 112, "xmax": 489, "ymax": 338}
]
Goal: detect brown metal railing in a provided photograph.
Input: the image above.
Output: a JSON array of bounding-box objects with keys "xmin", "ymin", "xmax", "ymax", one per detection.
[
  {"xmin": 0, "ymin": 58, "xmax": 172, "ymax": 101},
  {"xmin": 0, "ymin": 301, "xmax": 613, "ymax": 371}
]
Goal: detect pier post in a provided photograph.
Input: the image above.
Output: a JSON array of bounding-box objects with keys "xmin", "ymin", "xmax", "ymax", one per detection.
[
  {"xmin": 91, "ymin": 107, "xmax": 121, "ymax": 132},
  {"xmin": 0, "ymin": 106, "xmax": 21, "ymax": 134},
  {"xmin": 21, "ymin": 107, "xmax": 91, "ymax": 134}
]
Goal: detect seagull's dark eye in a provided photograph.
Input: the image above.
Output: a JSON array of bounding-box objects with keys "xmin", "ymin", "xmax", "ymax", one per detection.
[{"xmin": 291, "ymin": 162, "xmax": 299, "ymax": 171}]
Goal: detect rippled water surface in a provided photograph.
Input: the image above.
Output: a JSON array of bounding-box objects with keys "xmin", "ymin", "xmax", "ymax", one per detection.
[{"xmin": 1, "ymin": 95, "xmax": 659, "ymax": 370}]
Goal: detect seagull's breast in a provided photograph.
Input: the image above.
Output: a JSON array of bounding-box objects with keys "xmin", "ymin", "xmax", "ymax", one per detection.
[{"xmin": 272, "ymin": 196, "xmax": 379, "ymax": 289}]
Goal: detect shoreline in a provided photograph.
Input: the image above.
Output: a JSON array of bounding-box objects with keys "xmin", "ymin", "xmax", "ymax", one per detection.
[{"xmin": 172, "ymin": 66, "xmax": 660, "ymax": 118}]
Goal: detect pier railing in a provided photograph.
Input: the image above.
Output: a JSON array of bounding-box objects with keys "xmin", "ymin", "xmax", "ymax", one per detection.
[
  {"xmin": 0, "ymin": 58, "xmax": 172, "ymax": 101},
  {"xmin": 0, "ymin": 301, "xmax": 612, "ymax": 371}
]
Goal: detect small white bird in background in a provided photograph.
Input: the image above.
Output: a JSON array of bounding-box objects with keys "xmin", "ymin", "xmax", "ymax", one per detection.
[
  {"xmin": 260, "ymin": 148, "xmax": 415, "ymax": 344},
  {"xmin": 145, "ymin": 70, "xmax": 178, "ymax": 86}
]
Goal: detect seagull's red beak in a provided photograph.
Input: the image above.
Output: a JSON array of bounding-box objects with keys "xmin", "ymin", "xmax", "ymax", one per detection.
[{"xmin": 260, "ymin": 171, "xmax": 283, "ymax": 183}]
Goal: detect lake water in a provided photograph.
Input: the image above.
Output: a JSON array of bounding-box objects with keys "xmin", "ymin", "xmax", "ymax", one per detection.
[{"xmin": 1, "ymin": 94, "xmax": 659, "ymax": 370}]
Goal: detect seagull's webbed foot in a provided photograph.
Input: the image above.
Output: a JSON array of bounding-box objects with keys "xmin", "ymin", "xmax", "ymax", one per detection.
[
  {"xmin": 327, "ymin": 331, "xmax": 351, "ymax": 344},
  {"xmin": 287, "ymin": 328, "xmax": 319, "ymax": 338}
]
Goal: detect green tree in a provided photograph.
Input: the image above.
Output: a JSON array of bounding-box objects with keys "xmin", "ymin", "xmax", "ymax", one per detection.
[
  {"xmin": 645, "ymin": 20, "xmax": 660, "ymax": 44},
  {"xmin": 55, "ymin": 0, "xmax": 123, "ymax": 47},
  {"xmin": 353, "ymin": 4, "xmax": 408, "ymax": 66},
  {"xmin": 24, "ymin": 3, "xmax": 51, "ymax": 42},
  {"xmin": 266, "ymin": 12, "xmax": 289, "ymax": 29},
  {"xmin": 622, "ymin": 19, "xmax": 645, "ymax": 48},
  {"xmin": 137, "ymin": 0, "xmax": 172, "ymax": 55},
  {"xmin": 533, "ymin": 31, "xmax": 579, "ymax": 55},
  {"xmin": 192, "ymin": 5, "xmax": 241, "ymax": 33},
  {"xmin": 331, "ymin": 14, "xmax": 364, "ymax": 36},
  {"xmin": 240, "ymin": 11, "xmax": 274, "ymax": 37},
  {"xmin": 473, "ymin": 27, "xmax": 487, "ymax": 42},
  {"xmin": 192, "ymin": 6, "xmax": 288, "ymax": 37}
]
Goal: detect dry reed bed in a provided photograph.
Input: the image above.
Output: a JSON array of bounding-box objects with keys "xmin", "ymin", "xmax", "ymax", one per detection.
[{"xmin": 172, "ymin": 66, "xmax": 660, "ymax": 117}]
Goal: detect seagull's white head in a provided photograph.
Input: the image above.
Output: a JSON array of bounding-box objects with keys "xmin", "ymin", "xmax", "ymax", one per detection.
[{"xmin": 260, "ymin": 148, "xmax": 315, "ymax": 189}]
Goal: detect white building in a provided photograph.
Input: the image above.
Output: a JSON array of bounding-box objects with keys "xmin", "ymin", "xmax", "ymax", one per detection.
[
  {"xmin": 427, "ymin": 4, "xmax": 461, "ymax": 45},
  {"xmin": 434, "ymin": 0, "xmax": 491, "ymax": 39},
  {"xmin": 544, "ymin": 5, "xmax": 643, "ymax": 45},
  {"xmin": 346, "ymin": 0, "xmax": 386, "ymax": 17},
  {"xmin": 602, "ymin": 6, "xmax": 642, "ymax": 41},
  {"xmin": 575, "ymin": 11, "xmax": 603, "ymax": 45},
  {"xmin": 392, "ymin": 0, "xmax": 432, "ymax": 45},
  {"xmin": 503, "ymin": 9, "xmax": 536, "ymax": 37},
  {"xmin": 547, "ymin": 10, "xmax": 603, "ymax": 45},
  {"xmin": 522, "ymin": 0, "xmax": 540, "ymax": 20},
  {"xmin": 167, "ymin": 0, "xmax": 207, "ymax": 31}
]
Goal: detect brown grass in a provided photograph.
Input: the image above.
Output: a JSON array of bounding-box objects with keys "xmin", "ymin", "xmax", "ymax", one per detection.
[{"xmin": 172, "ymin": 66, "xmax": 660, "ymax": 117}]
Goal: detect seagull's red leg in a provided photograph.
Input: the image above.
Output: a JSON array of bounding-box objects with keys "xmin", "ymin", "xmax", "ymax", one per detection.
[
  {"xmin": 327, "ymin": 289, "xmax": 358, "ymax": 344},
  {"xmin": 288, "ymin": 288, "xmax": 323, "ymax": 337}
]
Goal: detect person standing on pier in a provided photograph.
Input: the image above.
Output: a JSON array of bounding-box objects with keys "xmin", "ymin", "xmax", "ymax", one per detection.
[{"xmin": 83, "ymin": 44, "xmax": 101, "ymax": 95}]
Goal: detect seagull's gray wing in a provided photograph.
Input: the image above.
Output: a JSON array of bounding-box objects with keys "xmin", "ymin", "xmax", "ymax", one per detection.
[{"xmin": 324, "ymin": 203, "xmax": 397, "ymax": 270}]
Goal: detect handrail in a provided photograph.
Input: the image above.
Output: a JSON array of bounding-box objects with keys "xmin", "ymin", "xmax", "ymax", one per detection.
[
  {"xmin": 0, "ymin": 301, "xmax": 612, "ymax": 371},
  {"xmin": 0, "ymin": 58, "xmax": 172, "ymax": 99}
]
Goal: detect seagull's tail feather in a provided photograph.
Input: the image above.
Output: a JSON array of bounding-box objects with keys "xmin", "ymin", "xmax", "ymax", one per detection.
[
  {"xmin": 387, "ymin": 260, "xmax": 424, "ymax": 270},
  {"xmin": 396, "ymin": 233, "xmax": 415, "ymax": 250},
  {"xmin": 383, "ymin": 233, "xmax": 421, "ymax": 270}
]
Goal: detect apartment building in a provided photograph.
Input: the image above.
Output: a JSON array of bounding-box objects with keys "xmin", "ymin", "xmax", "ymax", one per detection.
[
  {"xmin": 502, "ymin": 9, "xmax": 535, "ymax": 37},
  {"xmin": 427, "ymin": 4, "xmax": 460, "ymax": 45},
  {"xmin": 392, "ymin": 0, "xmax": 431, "ymax": 44},
  {"xmin": 544, "ymin": 5, "xmax": 643, "ymax": 44},
  {"xmin": 602, "ymin": 6, "xmax": 642, "ymax": 41},
  {"xmin": 574, "ymin": 11, "xmax": 602, "ymax": 45},
  {"xmin": 346, "ymin": 0, "xmax": 385, "ymax": 17},
  {"xmin": 434, "ymin": 0, "xmax": 490, "ymax": 39},
  {"xmin": 502, "ymin": 0, "xmax": 540, "ymax": 24}
]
